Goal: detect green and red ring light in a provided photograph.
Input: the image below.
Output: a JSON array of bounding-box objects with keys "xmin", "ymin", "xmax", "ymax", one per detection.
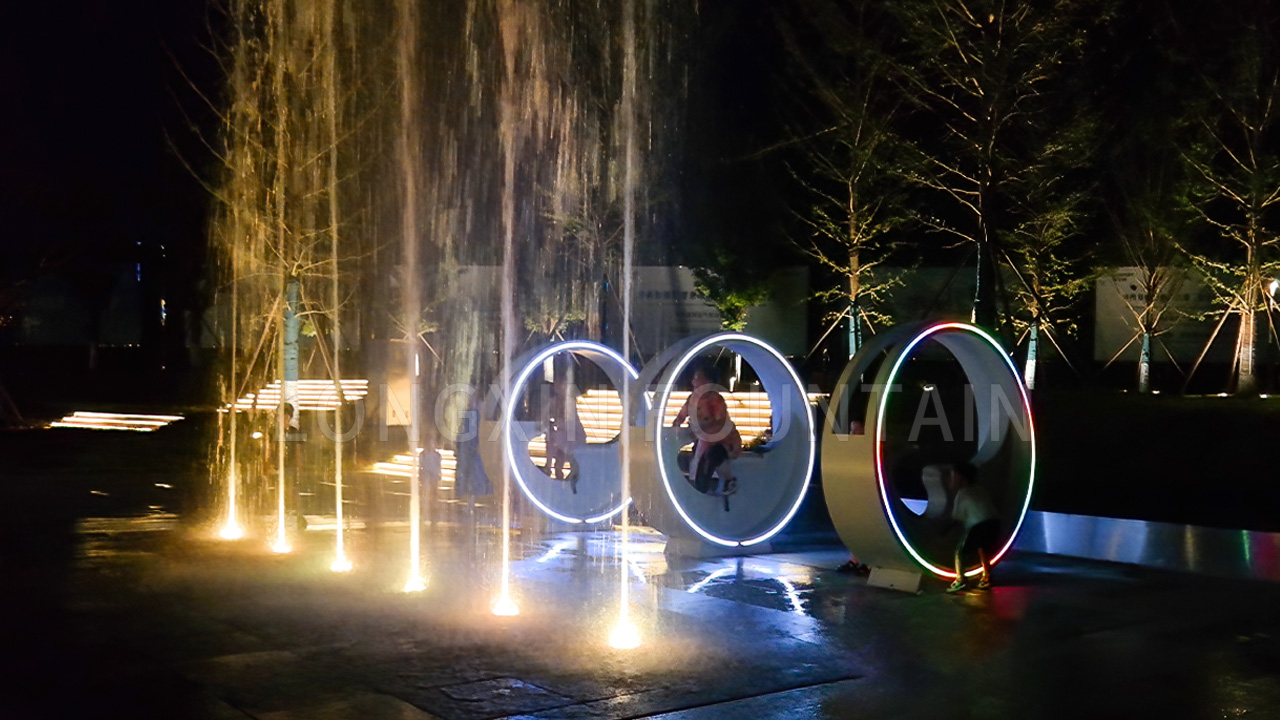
[{"xmin": 823, "ymin": 322, "xmax": 1036, "ymax": 579}]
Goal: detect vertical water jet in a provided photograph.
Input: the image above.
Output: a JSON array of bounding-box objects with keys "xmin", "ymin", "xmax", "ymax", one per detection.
[
  {"xmin": 220, "ymin": 220, "xmax": 244, "ymax": 541},
  {"xmin": 398, "ymin": 0, "xmax": 425, "ymax": 593},
  {"xmin": 611, "ymin": 0, "xmax": 640, "ymax": 650},
  {"xmin": 271, "ymin": 0, "xmax": 292, "ymax": 555},
  {"xmin": 324, "ymin": 0, "xmax": 351, "ymax": 575}
]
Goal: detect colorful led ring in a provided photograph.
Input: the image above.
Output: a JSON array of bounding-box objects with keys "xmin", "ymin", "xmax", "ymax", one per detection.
[{"xmin": 873, "ymin": 322, "xmax": 1037, "ymax": 577}]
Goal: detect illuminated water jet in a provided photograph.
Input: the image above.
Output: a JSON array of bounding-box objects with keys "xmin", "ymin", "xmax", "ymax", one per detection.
[
  {"xmin": 496, "ymin": 0, "xmax": 519, "ymax": 628},
  {"xmin": 397, "ymin": 0, "xmax": 424, "ymax": 608},
  {"xmin": 614, "ymin": 0, "xmax": 640, "ymax": 654},
  {"xmin": 491, "ymin": 592, "xmax": 519, "ymax": 617},
  {"xmin": 204, "ymin": 0, "xmax": 687, "ymax": 609},
  {"xmin": 222, "ymin": 471, "xmax": 239, "ymax": 540},
  {"xmin": 218, "ymin": 521, "xmax": 245, "ymax": 540},
  {"xmin": 608, "ymin": 617, "xmax": 641, "ymax": 650},
  {"xmin": 323, "ymin": 0, "xmax": 349, "ymax": 588}
]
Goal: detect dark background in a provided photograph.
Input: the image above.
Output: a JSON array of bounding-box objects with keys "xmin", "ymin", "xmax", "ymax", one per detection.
[{"xmin": 0, "ymin": 2, "xmax": 216, "ymax": 409}]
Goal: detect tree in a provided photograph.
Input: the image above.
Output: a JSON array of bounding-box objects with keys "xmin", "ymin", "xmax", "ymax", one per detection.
[
  {"xmin": 894, "ymin": 0, "xmax": 1096, "ymax": 332},
  {"xmin": 776, "ymin": 0, "xmax": 912, "ymax": 356},
  {"xmin": 1108, "ymin": 190, "xmax": 1190, "ymax": 394},
  {"xmin": 1179, "ymin": 11, "xmax": 1280, "ymax": 395},
  {"xmin": 692, "ymin": 264, "xmax": 770, "ymax": 331},
  {"xmin": 1087, "ymin": 2, "xmax": 1202, "ymax": 394},
  {"xmin": 1003, "ymin": 194, "xmax": 1091, "ymax": 389},
  {"xmin": 1000, "ymin": 110, "xmax": 1098, "ymax": 389}
]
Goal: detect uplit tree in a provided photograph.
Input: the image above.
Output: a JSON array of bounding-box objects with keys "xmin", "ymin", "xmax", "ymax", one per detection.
[
  {"xmin": 1003, "ymin": 193, "xmax": 1091, "ymax": 390},
  {"xmin": 1000, "ymin": 111, "xmax": 1099, "ymax": 389},
  {"xmin": 775, "ymin": 0, "xmax": 911, "ymax": 355},
  {"xmin": 1178, "ymin": 13, "xmax": 1280, "ymax": 395},
  {"xmin": 893, "ymin": 0, "xmax": 1096, "ymax": 332},
  {"xmin": 1095, "ymin": 149, "xmax": 1197, "ymax": 394},
  {"xmin": 683, "ymin": 2, "xmax": 785, "ymax": 337}
]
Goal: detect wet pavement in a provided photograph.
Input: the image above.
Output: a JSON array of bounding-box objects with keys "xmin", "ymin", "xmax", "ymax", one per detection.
[{"xmin": 6, "ymin": 513, "xmax": 1280, "ymax": 720}]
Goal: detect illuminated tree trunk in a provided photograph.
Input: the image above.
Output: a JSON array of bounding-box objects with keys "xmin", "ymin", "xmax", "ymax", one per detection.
[
  {"xmin": 1237, "ymin": 270, "xmax": 1259, "ymax": 395},
  {"xmin": 847, "ymin": 249, "xmax": 862, "ymax": 357},
  {"xmin": 1138, "ymin": 331, "xmax": 1151, "ymax": 394},
  {"xmin": 1023, "ymin": 319, "xmax": 1039, "ymax": 391}
]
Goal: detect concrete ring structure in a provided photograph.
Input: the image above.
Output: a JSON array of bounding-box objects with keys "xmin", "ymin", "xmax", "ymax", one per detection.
[
  {"xmin": 502, "ymin": 340, "xmax": 640, "ymax": 525},
  {"xmin": 822, "ymin": 322, "xmax": 1036, "ymax": 579},
  {"xmin": 629, "ymin": 333, "xmax": 816, "ymax": 548}
]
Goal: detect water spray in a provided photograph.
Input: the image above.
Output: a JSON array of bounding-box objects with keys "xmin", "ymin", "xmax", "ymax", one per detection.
[
  {"xmin": 609, "ymin": 0, "xmax": 640, "ymax": 651},
  {"xmin": 397, "ymin": 0, "xmax": 425, "ymax": 594},
  {"xmin": 494, "ymin": 25, "xmax": 519, "ymax": 618}
]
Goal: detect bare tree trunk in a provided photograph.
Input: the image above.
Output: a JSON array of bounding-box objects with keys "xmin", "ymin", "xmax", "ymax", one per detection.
[
  {"xmin": 1237, "ymin": 303, "xmax": 1258, "ymax": 394},
  {"xmin": 1023, "ymin": 319, "xmax": 1039, "ymax": 391},
  {"xmin": 847, "ymin": 247, "xmax": 861, "ymax": 357},
  {"xmin": 1236, "ymin": 247, "xmax": 1260, "ymax": 395},
  {"xmin": 1138, "ymin": 331, "xmax": 1151, "ymax": 394}
]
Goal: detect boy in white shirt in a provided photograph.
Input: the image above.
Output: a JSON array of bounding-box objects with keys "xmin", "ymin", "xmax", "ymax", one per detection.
[{"xmin": 945, "ymin": 461, "xmax": 1000, "ymax": 593}]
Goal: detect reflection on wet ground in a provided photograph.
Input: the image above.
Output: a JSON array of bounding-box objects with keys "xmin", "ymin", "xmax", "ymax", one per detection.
[{"xmin": 2, "ymin": 512, "xmax": 1271, "ymax": 719}]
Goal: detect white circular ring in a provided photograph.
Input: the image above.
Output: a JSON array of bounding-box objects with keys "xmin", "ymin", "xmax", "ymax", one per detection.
[
  {"xmin": 653, "ymin": 333, "xmax": 816, "ymax": 547},
  {"xmin": 503, "ymin": 340, "xmax": 641, "ymax": 524}
]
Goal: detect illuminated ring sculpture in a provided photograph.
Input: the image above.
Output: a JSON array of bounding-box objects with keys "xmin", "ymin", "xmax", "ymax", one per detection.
[
  {"xmin": 629, "ymin": 333, "xmax": 816, "ymax": 548},
  {"xmin": 499, "ymin": 341, "xmax": 641, "ymax": 525},
  {"xmin": 822, "ymin": 322, "xmax": 1036, "ymax": 579}
]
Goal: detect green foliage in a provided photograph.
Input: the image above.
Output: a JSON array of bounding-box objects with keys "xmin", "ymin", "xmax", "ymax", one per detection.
[
  {"xmin": 693, "ymin": 265, "xmax": 771, "ymax": 331},
  {"xmin": 522, "ymin": 292, "xmax": 586, "ymax": 338}
]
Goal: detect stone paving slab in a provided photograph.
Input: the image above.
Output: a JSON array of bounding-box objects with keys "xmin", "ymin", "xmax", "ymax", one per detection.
[
  {"xmin": 256, "ymin": 691, "xmax": 444, "ymax": 720},
  {"xmin": 9, "ymin": 519, "xmax": 1280, "ymax": 719}
]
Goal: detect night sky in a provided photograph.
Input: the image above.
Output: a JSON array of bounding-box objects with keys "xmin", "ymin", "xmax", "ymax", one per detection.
[
  {"xmin": 1, "ymin": 2, "xmax": 1273, "ymax": 390},
  {"xmin": 0, "ymin": 2, "xmax": 214, "ymax": 342}
]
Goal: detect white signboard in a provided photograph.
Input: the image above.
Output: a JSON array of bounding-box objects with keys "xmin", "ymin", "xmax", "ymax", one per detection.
[{"xmin": 631, "ymin": 266, "xmax": 808, "ymax": 357}]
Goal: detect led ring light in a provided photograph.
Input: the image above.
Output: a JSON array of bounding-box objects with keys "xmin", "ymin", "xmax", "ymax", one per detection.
[
  {"xmin": 823, "ymin": 322, "xmax": 1036, "ymax": 579},
  {"xmin": 503, "ymin": 340, "xmax": 641, "ymax": 525},
  {"xmin": 648, "ymin": 333, "xmax": 816, "ymax": 547}
]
